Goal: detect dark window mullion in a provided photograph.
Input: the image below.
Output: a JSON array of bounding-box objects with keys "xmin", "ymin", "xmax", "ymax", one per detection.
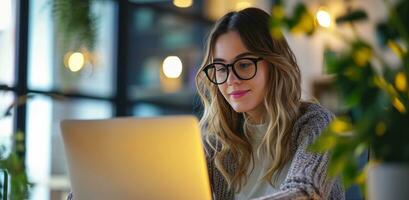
[
  {"xmin": 14, "ymin": 0, "xmax": 30, "ymax": 161},
  {"xmin": 114, "ymin": 0, "xmax": 130, "ymax": 116},
  {"xmin": 26, "ymin": 89, "xmax": 115, "ymax": 102}
]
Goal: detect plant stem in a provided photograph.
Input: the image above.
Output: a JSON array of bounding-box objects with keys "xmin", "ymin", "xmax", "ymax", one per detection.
[{"xmin": 3, "ymin": 170, "xmax": 8, "ymax": 200}]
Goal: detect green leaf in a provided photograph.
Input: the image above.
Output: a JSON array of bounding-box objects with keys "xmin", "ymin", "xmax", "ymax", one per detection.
[
  {"xmin": 52, "ymin": 0, "xmax": 97, "ymax": 51},
  {"xmin": 0, "ymin": 144, "xmax": 30, "ymax": 199},
  {"xmin": 341, "ymin": 160, "xmax": 359, "ymax": 187},
  {"xmin": 345, "ymin": 88, "xmax": 361, "ymax": 107},
  {"xmin": 309, "ymin": 129, "xmax": 337, "ymax": 152},
  {"xmin": 324, "ymin": 49, "xmax": 339, "ymax": 74},
  {"xmin": 328, "ymin": 152, "xmax": 350, "ymax": 177}
]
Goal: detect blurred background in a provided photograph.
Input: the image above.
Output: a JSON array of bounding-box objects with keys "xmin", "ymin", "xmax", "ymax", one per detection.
[{"xmin": 0, "ymin": 0, "xmax": 395, "ymax": 199}]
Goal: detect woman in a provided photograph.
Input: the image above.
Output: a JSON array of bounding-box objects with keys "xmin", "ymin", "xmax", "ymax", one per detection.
[
  {"xmin": 195, "ymin": 7, "xmax": 344, "ymax": 200},
  {"xmin": 67, "ymin": 7, "xmax": 344, "ymax": 200}
]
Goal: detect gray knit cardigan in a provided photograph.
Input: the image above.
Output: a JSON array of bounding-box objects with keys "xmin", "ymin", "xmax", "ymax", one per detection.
[
  {"xmin": 67, "ymin": 102, "xmax": 344, "ymax": 200},
  {"xmin": 205, "ymin": 102, "xmax": 345, "ymax": 200}
]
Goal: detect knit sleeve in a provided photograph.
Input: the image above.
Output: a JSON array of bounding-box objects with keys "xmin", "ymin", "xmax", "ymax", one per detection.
[
  {"xmin": 252, "ymin": 104, "xmax": 344, "ymax": 200},
  {"xmin": 203, "ymin": 140, "xmax": 215, "ymax": 198},
  {"xmin": 203, "ymin": 135, "xmax": 235, "ymax": 200},
  {"xmin": 67, "ymin": 192, "xmax": 73, "ymax": 200}
]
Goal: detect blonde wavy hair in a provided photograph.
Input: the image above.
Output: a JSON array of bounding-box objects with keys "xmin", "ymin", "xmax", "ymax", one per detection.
[{"xmin": 195, "ymin": 8, "xmax": 302, "ymax": 192}]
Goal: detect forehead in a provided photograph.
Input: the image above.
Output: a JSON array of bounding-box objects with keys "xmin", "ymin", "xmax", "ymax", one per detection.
[{"xmin": 213, "ymin": 31, "xmax": 249, "ymax": 62}]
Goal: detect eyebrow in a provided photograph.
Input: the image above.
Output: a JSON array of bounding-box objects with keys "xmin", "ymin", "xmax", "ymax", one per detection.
[{"xmin": 213, "ymin": 52, "xmax": 256, "ymax": 63}]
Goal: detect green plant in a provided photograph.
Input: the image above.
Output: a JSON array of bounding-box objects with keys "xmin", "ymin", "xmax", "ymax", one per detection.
[
  {"xmin": 0, "ymin": 92, "xmax": 65, "ymax": 199},
  {"xmin": 51, "ymin": 0, "xmax": 98, "ymax": 51},
  {"xmin": 0, "ymin": 1, "xmax": 98, "ymax": 199},
  {"xmin": 50, "ymin": 0, "xmax": 99, "ymax": 86},
  {"xmin": 0, "ymin": 142, "xmax": 30, "ymax": 200},
  {"xmin": 270, "ymin": 0, "xmax": 409, "ymax": 194},
  {"xmin": 0, "ymin": 95, "xmax": 32, "ymax": 200}
]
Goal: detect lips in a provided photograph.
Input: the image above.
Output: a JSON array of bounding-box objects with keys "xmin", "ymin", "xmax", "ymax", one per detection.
[{"xmin": 229, "ymin": 90, "xmax": 250, "ymax": 99}]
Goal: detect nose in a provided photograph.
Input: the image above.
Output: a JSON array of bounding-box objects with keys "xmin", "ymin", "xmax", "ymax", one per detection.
[{"xmin": 226, "ymin": 68, "xmax": 241, "ymax": 85}]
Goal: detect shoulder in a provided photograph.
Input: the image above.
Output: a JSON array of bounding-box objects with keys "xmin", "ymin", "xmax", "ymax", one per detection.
[
  {"xmin": 292, "ymin": 101, "xmax": 334, "ymax": 146},
  {"xmin": 296, "ymin": 101, "xmax": 334, "ymax": 127}
]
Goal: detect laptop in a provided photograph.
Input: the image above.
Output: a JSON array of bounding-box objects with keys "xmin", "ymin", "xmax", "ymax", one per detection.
[{"xmin": 60, "ymin": 115, "xmax": 212, "ymax": 200}]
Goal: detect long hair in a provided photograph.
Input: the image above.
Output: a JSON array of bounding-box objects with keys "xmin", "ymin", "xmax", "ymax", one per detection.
[{"xmin": 195, "ymin": 7, "xmax": 301, "ymax": 192}]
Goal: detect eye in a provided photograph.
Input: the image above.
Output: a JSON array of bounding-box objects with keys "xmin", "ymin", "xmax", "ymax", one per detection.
[
  {"xmin": 236, "ymin": 61, "xmax": 252, "ymax": 69},
  {"xmin": 215, "ymin": 65, "xmax": 227, "ymax": 72},
  {"xmin": 239, "ymin": 63, "xmax": 251, "ymax": 68}
]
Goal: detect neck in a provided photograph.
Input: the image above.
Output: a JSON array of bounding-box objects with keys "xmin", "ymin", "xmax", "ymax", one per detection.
[
  {"xmin": 245, "ymin": 105, "xmax": 267, "ymax": 124},
  {"xmin": 247, "ymin": 115, "xmax": 264, "ymax": 124},
  {"xmin": 246, "ymin": 109, "xmax": 265, "ymax": 124}
]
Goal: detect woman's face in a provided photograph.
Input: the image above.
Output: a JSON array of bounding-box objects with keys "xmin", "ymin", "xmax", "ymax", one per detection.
[{"xmin": 213, "ymin": 31, "xmax": 269, "ymax": 122}]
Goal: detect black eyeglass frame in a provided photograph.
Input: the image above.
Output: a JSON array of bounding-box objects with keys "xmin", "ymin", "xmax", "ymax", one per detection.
[{"xmin": 202, "ymin": 57, "xmax": 263, "ymax": 85}]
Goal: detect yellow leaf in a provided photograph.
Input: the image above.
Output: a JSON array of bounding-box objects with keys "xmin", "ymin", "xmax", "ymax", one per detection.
[
  {"xmin": 375, "ymin": 121, "xmax": 386, "ymax": 136},
  {"xmin": 392, "ymin": 97, "xmax": 406, "ymax": 113},
  {"xmin": 300, "ymin": 14, "xmax": 315, "ymax": 32},
  {"xmin": 387, "ymin": 40, "xmax": 406, "ymax": 58},
  {"xmin": 290, "ymin": 13, "xmax": 314, "ymax": 34},
  {"xmin": 373, "ymin": 76, "xmax": 386, "ymax": 87},
  {"xmin": 395, "ymin": 72, "xmax": 407, "ymax": 92},
  {"xmin": 373, "ymin": 76, "xmax": 398, "ymax": 97},
  {"xmin": 330, "ymin": 118, "xmax": 351, "ymax": 134},
  {"xmin": 272, "ymin": 6, "xmax": 285, "ymax": 20},
  {"xmin": 355, "ymin": 170, "xmax": 366, "ymax": 185},
  {"xmin": 270, "ymin": 27, "xmax": 283, "ymax": 39},
  {"xmin": 290, "ymin": 23, "xmax": 304, "ymax": 34},
  {"xmin": 353, "ymin": 47, "xmax": 372, "ymax": 67}
]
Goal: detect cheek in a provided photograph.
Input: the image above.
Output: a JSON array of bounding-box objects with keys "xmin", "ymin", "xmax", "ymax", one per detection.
[
  {"xmin": 258, "ymin": 64, "xmax": 269, "ymax": 86},
  {"xmin": 253, "ymin": 65, "xmax": 269, "ymax": 96},
  {"xmin": 217, "ymin": 85, "xmax": 228, "ymax": 98},
  {"xmin": 263, "ymin": 63, "xmax": 271, "ymax": 85}
]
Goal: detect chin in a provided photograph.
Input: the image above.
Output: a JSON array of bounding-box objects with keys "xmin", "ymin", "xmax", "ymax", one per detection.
[{"xmin": 230, "ymin": 104, "xmax": 251, "ymax": 113}]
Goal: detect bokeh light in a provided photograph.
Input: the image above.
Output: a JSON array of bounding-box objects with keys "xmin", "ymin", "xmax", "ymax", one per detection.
[{"xmin": 162, "ymin": 56, "xmax": 183, "ymax": 79}]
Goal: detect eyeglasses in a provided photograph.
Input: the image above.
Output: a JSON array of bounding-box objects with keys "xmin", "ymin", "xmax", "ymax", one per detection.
[{"xmin": 203, "ymin": 57, "xmax": 263, "ymax": 85}]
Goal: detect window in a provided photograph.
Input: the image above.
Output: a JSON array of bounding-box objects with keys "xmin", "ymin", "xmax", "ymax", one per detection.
[
  {"xmin": 0, "ymin": 91, "xmax": 14, "ymax": 145},
  {"xmin": 28, "ymin": 0, "xmax": 115, "ymax": 98},
  {"xmin": 3, "ymin": 1, "xmax": 214, "ymax": 199},
  {"xmin": 0, "ymin": 0, "xmax": 16, "ymax": 86},
  {"xmin": 128, "ymin": 5, "xmax": 212, "ymax": 115},
  {"xmin": 25, "ymin": 0, "xmax": 116, "ymax": 199},
  {"xmin": 26, "ymin": 96, "xmax": 112, "ymax": 200}
]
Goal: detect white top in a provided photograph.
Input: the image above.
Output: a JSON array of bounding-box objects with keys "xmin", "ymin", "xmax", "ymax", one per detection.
[{"xmin": 234, "ymin": 123, "xmax": 291, "ymax": 200}]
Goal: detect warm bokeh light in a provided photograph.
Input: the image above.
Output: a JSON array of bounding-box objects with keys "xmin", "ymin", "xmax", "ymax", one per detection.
[
  {"xmin": 67, "ymin": 52, "xmax": 85, "ymax": 72},
  {"xmin": 173, "ymin": 0, "xmax": 193, "ymax": 8},
  {"xmin": 316, "ymin": 9, "xmax": 331, "ymax": 28},
  {"xmin": 162, "ymin": 56, "xmax": 183, "ymax": 78},
  {"xmin": 235, "ymin": 1, "xmax": 252, "ymax": 11}
]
